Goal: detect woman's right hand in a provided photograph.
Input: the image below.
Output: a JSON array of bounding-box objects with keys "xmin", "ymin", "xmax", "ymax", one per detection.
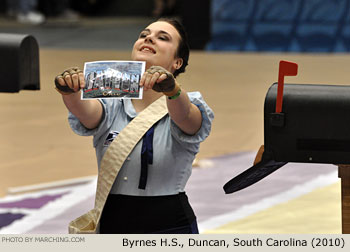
[
  {"xmin": 54, "ymin": 67, "xmax": 85, "ymax": 95},
  {"xmin": 55, "ymin": 67, "xmax": 103, "ymax": 129}
]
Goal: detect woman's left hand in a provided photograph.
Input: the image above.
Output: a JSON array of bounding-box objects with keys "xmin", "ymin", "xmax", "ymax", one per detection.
[{"xmin": 140, "ymin": 66, "xmax": 176, "ymax": 92}]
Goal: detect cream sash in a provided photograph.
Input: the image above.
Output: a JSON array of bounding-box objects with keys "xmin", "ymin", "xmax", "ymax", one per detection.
[{"xmin": 68, "ymin": 96, "xmax": 167, "ymax": 234}]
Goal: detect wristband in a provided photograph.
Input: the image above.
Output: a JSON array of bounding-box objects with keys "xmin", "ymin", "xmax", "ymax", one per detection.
[
  {"xmin": 163, "ymin": 82, "xmax": 180, "ymax": 96},
  {"xmin": 167, "ymin": 88, "xmax": 181, "ymax": 100}
]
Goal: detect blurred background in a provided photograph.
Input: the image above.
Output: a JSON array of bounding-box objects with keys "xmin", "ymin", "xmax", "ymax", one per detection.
[
  {"xmin": 2, "ymin": 0, "xmax": 350, "ymax": 52},
  {"xmin": 0, "ymin": 0, "xmax": 211, "ymax": 50},
  {"xmin": 0, "ymin": 0, "xmax": 349, "ymax": 234}
]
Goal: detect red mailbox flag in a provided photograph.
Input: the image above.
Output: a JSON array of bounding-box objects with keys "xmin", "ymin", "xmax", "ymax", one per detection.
[{"xmin": 276, "ymin": 60, "xmax": 298, "ymax": 113}]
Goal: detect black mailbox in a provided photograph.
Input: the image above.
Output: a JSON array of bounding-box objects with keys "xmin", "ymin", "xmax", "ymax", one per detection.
[
  {"xmin": 0, "ymin": 33, "xmax": 40, "ymax": 92},
  {"xmin": 224, "ymin": 60, "xmax": 350, "ymax": 194},
  {"xmin": 265, "ymin": 83, "xmax": 350, "ymax": 164}
]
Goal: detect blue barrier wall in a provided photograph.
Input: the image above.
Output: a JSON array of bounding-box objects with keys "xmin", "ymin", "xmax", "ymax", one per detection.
[{"xmin": 207, "ymin": 0, "xmax": 350, "ymax": 52}]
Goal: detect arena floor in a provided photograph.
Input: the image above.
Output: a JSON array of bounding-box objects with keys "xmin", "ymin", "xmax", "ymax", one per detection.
[{"xmin": 1, "ymin": 17, "xmax": 350, "ymax": 233}]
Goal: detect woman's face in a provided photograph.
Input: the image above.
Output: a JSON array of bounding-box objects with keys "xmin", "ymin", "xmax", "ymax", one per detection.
[{"xmin": 131, "ymin": 21, "xmax": 183, "ymax": 73}]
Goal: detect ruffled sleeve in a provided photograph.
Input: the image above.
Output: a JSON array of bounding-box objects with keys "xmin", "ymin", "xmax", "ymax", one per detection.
[
  {"xmin": 170, "ymin": 91, "xmax": 214, "ymax": 152},
  {"xmin": 68, "ymin": 98, "xmax": 122, "ymax": 146}
]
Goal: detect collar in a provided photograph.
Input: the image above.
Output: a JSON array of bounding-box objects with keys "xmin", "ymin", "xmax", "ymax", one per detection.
[{"xmin": 123, "ymin": 99, "xmax": 137, "ymax": 118}]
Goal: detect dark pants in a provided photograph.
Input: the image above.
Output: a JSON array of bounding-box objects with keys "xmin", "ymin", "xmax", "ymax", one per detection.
[
  {"xmin": 100, "ymin": 193, "xmax": 198, "ymax": 234},
  {"xmin": 151, "ymin": 220, "xmax": 199, "ymax": 234}
]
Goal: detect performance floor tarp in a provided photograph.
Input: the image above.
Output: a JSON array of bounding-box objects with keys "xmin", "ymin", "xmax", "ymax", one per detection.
[{"xmin": 1, "ymin": 47, "xmax": 350, "ymax": 233}]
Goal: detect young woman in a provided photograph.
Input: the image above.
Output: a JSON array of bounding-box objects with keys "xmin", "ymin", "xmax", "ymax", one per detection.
[{"xmin": 55, "ymin": 18, "xmax": 214, "ymax": 234}]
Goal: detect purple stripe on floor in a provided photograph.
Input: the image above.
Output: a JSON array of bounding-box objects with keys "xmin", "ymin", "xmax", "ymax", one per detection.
[
  {"xmin": 0, "ymin": 213, "xmax": 26, "ymax": 228},
  {"xmin": 0, "ymin": 192, "xmax": 68, "ymax": 209},
  {"xmin": 186, "ymin": 152, "xmax": 337, "ymax": 222},
  {"xmin": 0, "ymin": 152, "xmax": 338, "ymax": 233},
  {"xmin": 26, "ymin": 195, "xmax": 95, "ymax": 234}
]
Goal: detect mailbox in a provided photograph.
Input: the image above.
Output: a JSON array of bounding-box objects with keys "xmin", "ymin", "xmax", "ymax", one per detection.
[
  {"xmin": 265, "ymin": 83, "xmax": 350, "ymax": 164},
  {"xmin": 224, "ymin": 61, "xmax": 350, "ymax": 194},
  {"xmin": 224, "ymin": 61, "xmax": 350, "ymax": 234},
  {"xmin": 0, "ymin": 33, "xmax": 40, "ymax": 92}
]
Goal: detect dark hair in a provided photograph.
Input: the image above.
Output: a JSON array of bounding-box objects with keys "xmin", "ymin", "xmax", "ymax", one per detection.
[{"xmin": 158, "ymin": 18, "xmax": 190, "ymax": 78}]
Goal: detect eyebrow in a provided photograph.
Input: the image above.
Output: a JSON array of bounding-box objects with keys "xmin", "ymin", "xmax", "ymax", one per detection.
[{"xmin": 141, "ymin": 29, "xmax": 172, "ymax": 38}]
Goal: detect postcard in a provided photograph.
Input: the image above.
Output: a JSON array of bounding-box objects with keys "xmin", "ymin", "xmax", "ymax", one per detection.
[{"xmin": 82, "ymin": 60, "xmax": 145, "ymax": 99}]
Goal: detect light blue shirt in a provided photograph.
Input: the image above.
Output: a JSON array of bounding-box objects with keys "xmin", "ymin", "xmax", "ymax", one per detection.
[{"xmin": 68, "ymin": 92, "xmax": 214, "ymax": 196}]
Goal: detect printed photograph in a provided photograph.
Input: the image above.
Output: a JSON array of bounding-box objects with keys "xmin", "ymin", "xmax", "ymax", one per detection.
[{"xmin": 82, "ymin": 61, "xmax": 145, "ymax": 99}]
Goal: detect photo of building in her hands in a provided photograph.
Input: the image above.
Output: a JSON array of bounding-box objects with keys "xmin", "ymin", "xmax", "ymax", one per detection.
[{"xmin": 82, "ymin": 61, "xmax": 145, "ymax": 99}]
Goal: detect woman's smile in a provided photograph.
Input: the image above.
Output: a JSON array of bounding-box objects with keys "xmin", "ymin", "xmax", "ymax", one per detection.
[{"xmin": 140, "ymin": 45, "xmax": 156, "ymax": 54}]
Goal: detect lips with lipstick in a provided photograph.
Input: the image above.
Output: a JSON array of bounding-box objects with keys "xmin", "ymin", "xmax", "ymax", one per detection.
[{"xmin": 140, "ymin": 45, "xmax": 156, "ymax": 54}]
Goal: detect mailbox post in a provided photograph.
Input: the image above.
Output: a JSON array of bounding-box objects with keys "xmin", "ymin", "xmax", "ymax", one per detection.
[{"xmin": 338, "ymin": 165, "xmax": 350, "ymax": 233}]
